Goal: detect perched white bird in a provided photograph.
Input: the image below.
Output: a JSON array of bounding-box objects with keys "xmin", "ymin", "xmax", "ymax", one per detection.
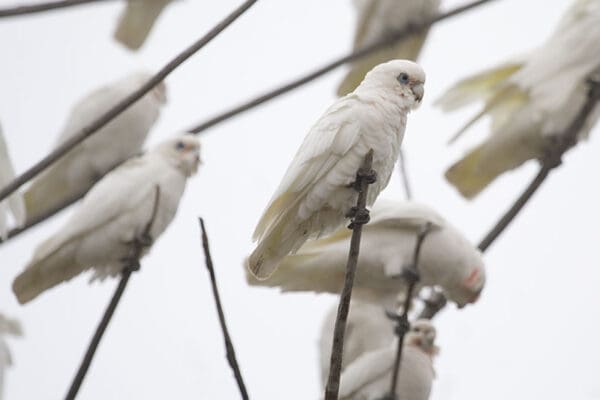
[
  {"xmin": 249, "ymin": 60, "xmax": 425, "ymax": 280},
  {"xmin": 337, "ymin": 319, "xmax": 437, "ymax": 400},
  {"xmin": 23, "ymin": 72, "xmax": 166, "ymax": 223},
  {"xmin": 13, "ymin": 135, "xmax": 200, "ymax": 304},
  {"xmin": 0, "ymin": 314, "xmax": 23, "ymax": 400},
  {"xmin": 247, "ymin": 200, "xmax": 485, "ymax": 308},
  {"xmin": 114, "ymin": 0, "xmax": 175, "ymax": 50},
  {"xmin": 436, "ymin": 0, "xmax": 600, "ymax": 198},
  {"xmin": 337, "ymin": 0, "xmax": 440, "ymax": 96},
  {"xmin": 0, "ymin": 125, "xmax": 25, "ymax": 240},
  {"xmin": 319, "ymin": 300, "xmax": 395, "ymax": 386}
]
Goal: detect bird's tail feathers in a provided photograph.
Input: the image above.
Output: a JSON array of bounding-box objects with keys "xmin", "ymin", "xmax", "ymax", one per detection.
[
  {"xmin": 445, "ymin": 144, "xmax": 498, "ymax": 199},
  {"xmin": 337, "ymin": 32, "xmax": 428, "ymax": 97},
  {"xmin": 114, "ymin": 1, "xmax": 170, "ymax": 50},
  {"xmin": 435, "ymin": 62, "xmax": 523, "ymax": 112},
  {"xmin": 23, "ymin": 167, "xmax": 73, "ymax": 224},
  {"xmin": 12, "ymin": 241, "xmax": 81, "ymax": 304}
]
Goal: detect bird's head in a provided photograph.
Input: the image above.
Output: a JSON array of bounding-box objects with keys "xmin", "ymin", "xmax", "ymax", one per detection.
[
  {"xmin": 452, "ymin": 262, "xmax": 486, "ymax": 308},
  {"xmin": 405, "ymin": 319, "xmax": 438, "ymax": 356},
  {"xmin": 158, "ymin": 134, "xmax": 201, "ymax": 177},
  {"xmin": 356, "ymin": 59, "xmax": 425, "ymax": 109}
]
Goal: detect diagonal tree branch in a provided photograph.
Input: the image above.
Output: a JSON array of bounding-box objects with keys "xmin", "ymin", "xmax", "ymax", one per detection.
[
  {"xmin": 418, "ymin": 73, "xmax": 600, "ymax": 320},
  {"xmin": 198, "ymin": 218, "xmax": 249, "ymax": 400},
  {"xmin": 324, "ymin": 150, "xmax": 376, "ymax": 400},
  {"xmin": 0, "ymin": 0, "xmax": 115, "ymax": 17},
  {"xmin": 0, "ymin": 0, "xmax": 258, "ymax": 204},
  {"xmin": 65, "ymin": 186, "xmax": 160, "ymax": 400},
  {"xmin": 186, "ymin": 0, "xmax": 498, "ymax": 135}
]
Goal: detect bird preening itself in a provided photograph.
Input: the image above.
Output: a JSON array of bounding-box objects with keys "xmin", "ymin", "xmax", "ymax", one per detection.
[
  {"xmin": 248, "ymin": 60, "xmax": 425, "ymax": 280},
  {"xmin": 12, "ymin": 135, "xmax": 201, "ymax": 305},
  {"xmin": 337, "ymin": 0, "xmax": 440, "ymax": 96},
  {"xmin": 436, "ymin": 0, "xmax": 600, "ymax": 199},
  {"xmin": 23, "ymin": 72, "xmax": 166, "ymax": 224},
  {"xmin": 247, "ymin": 200, "xmax": 485, "ymax": 309}
]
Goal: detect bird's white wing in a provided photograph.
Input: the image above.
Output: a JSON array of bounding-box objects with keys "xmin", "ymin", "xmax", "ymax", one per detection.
[
  {"xmin": 253, "ymin": 97, "xmax": 363, "ymax": 240},
  {"xmin": 338, "ymin": 346, "xmax": 394, "ymax": 398},
  {"xmin": 31, "ymin": 156, "xmax": 162, "ymax": 262}
]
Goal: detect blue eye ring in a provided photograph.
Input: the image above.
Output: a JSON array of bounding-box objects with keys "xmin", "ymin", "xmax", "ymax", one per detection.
[
  {"xmin": 176, "ymin": 141, "xmax": 185, "ymax": 150},
  {"xmin": 397, "ymin": 72, "xmax": 409, "ymax": 84}
]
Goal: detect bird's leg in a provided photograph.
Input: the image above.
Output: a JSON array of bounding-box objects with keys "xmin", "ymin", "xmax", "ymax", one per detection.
[
  {"xmin": 120, "ymin": 231, "xmax": 154, "ymax": 272},
  {"xmin": 540, "ymin": 136, "xmax": 564, "ymax": 169},
  {"xmin": 385, "ymin": 308, "xmax": 410, "ymax": 338},
  {"xmin": 346, "ymin": 162, "xmax": 377, "ymax": 228},
  {"xmin": 346, "ymin": 206, "xmax": 371, "ymax": 228}
]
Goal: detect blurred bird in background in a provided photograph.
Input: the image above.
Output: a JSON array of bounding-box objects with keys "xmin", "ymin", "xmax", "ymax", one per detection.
[
  {"xmin": 0, "ymin": 314, "xmax": 23, "ymax": 400},
  {"xmin": 337, "ymin": 0, "xmax": 440, "ymax": 96},
  {"xmin": 114, "ymin": 0, "xmax": 176, "ymax": 50},
  {"xmin": 247, "ymin": 200, "xmax": 485, "ymax": 309},
  {"xmin": 13, "ymin": 135, "xmax": 200, "ymax": 304},
  {"xmin": 0, "ymin": 125, "xmax": 25, "ymax": 240},
  {"xmin": 23, "ymin": 72, "xmax": 167, "ymax": 223},
  {"xmin": 437, "ymin": 0, "xmax": 600, "ymax": 198}
]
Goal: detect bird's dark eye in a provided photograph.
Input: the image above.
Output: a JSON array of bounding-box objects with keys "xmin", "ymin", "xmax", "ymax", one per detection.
[
  {"xmin": 175, "ymin": 141, "xmax": 185, "ymax": 150},
  {"xmin": 397, "ymin": 72, "xmax": 409, "ymax": 84}
]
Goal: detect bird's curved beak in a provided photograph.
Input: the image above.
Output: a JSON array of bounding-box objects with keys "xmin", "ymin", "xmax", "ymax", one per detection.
[{"xmin": 411, "ymin": 83, "xmax": 424, "ymax": 102}]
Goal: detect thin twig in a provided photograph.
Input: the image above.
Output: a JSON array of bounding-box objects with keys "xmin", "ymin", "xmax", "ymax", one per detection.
[
  {"xmin": 324, "ymin": 150, "xmax": 376, "ymax": 400},
  {"xmin": 0, "ymin": 0, "xmax": 113, "ymax": 17},
  {"xmin": 381, "ymin": 224, "xmax": 432, "ymax": 400},
  {"xmin": 198, "ymin": 218, "xmax": 249, "ymax": 400},
  {"xmin": 418, "ymin": 74, "xmax": 600, "ymax": 320},
  {"xmin": 0, "ymin": 0, "xmax": 258, "ymax": 204},
  {"xmin": 398, "ymin": 149, "xmax": 412, "ymax": 200},
  {"xmin": 65, "ymin": 187, "xmax": 160, "ymax": 400},
  {"xmin": 186, "ymin": 0, "xmax": 498, "ymax": 135}
]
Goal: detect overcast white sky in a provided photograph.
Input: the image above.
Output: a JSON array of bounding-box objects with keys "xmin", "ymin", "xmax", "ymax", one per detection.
[{"xmin": 1, "ymin": 0, "xmax": 599, "ymax": 399}]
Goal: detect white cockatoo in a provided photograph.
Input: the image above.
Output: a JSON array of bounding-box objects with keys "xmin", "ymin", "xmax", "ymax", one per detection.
[
  {"xmin": 436, "ymin": 0, "xmax": 600, "ymax": 199},
  {"xmin": 114, "ymin": 0, "xmax": 176, "ymax": 50},
  {"xmin": 337, "ymin": 319, "xmax": 437, "ymax": 400},
  {"xmin": 12, "ymin": 135, "xmax": 200, "ymax": 304},
  {"xmin": 23, "ymin": 72, "xmax": 166, "ymax": 223},
  {"xmin": 247, "ymin": 200, "xmax": 485, "ymax": 308},
  {"xmin": 319, "ymin": 300, "xmax": 395, "ymax": 385},
  {"xmin": 0, "ymin": 314, "xmax": 23, "ymax": 400},
  {"xmin": 249, "ymin": 60, "xmax": 425, "ymax": 280},
  {"xmin": 337, "ymin": 0, "xmax": 440, "ymax": 96},
  {"xmin": 0, "ymin": 125, "xmax": 25, "ymax": 240}
]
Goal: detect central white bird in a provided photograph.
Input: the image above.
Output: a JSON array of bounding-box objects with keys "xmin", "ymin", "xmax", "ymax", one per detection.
[
  {"xmin": 23, "ymin": 71, "xmax": 167, "ymax": 223},
  {"xmin": 0, "ymin": 125, "xmax": 25, "ymax": 240},
  {"xmin": 12, "ymin": 135, "xmax": 200, "ymax": 304},
  {"xmin": 247, "ymin": 200, "xmax": 485, "ymax": 308},
  {"xmin": 337, "ymin": 319, "xmax": 438, "ymax": 400},
  {"xmin": 337, "ymin": 0, "xmax": 440, "ymax": 96},
  {"xmin": 249, "ymin": 60, "xmax": 425, "ymax": 280}
]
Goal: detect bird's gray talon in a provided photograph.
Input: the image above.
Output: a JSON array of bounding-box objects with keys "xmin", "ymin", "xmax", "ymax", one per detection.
[{"xmin": 401, "ymin": 266, "xmax": 420, "ymax": 285}]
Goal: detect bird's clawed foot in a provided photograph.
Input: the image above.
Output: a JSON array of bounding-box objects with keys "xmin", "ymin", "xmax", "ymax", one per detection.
[
  {"xmin": 346, "ymin": 207, "xmax": 370, "ymax": 229},
  {"xmin": 401, "ymin": 265, "xmax": 420, "ymax": 286},
  {"xmin": 385, "ymin": 308, "xmax": 410, "ymax": 337},
  {"xmin": 349, "ymin": 168, "xmax": 378, "ymax": 191}
]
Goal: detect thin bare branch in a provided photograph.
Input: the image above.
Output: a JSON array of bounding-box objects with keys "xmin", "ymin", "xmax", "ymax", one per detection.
[
  {"xmin": 65, "ymin": 187, "xmax": 160, "ymax": 400},
  {"xmin": 418, "ymin": 74, "xmax": 600, "ymax": 320},
  {"xmin": 186, "ymin": 0, "xmax": 498, "ymax": 135},
  {"xmin": 324, "ymin": 150, "xmax": 376, "ymax": 400},
  {"xmin": 380, "ymin": 224, "xmax": 432, "ymax": 400},
  {"xmin": 198, "ymin": 218, "xmax": 249, "ymax": 400},
  {"xmin": 0, "ymin": 0, "xmax": 258, "ymax": 204},
  {"xmin": 0, "ymin": 0, "xmax": 114, "ymax": 17}
]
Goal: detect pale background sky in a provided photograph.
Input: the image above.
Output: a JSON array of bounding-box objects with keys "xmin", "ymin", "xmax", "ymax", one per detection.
[{"xmin": 1, "ymin": 0, "xmax": 599, "ymax": 399}]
